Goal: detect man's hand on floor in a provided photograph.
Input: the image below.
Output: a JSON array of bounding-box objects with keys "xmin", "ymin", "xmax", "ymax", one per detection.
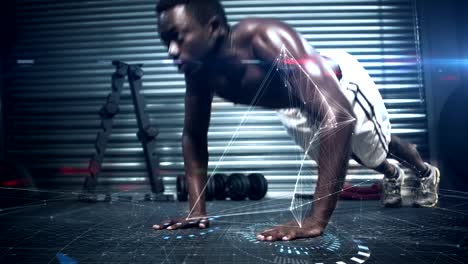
[
  {"xmin": 257, "ymin": 220, "xmax": 325, "ymax": 241},
  {"xmin": 153, "ymin": 215, "xmax": 209, "ymax": 230}
]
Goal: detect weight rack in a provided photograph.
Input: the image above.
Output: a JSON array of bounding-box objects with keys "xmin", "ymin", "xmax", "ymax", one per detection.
[{"xmin": 80, "ymin": 61, "xmax": 173, "ymax": 202}]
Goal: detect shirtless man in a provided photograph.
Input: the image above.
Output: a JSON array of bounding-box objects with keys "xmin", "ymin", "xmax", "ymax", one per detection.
[{"xmin": 152, "ymin": 0, "xmax": 440, "ymax": 241}]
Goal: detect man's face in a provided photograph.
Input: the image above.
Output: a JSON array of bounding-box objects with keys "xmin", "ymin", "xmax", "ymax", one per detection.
[{"xmin": 158, "ymin": 5, "xmax": 214, "ymax": 73}]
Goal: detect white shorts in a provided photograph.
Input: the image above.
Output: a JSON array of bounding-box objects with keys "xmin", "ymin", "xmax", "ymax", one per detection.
[{"xmin": 277, "ymin": 50, "xmax": 391, "ymax": 168}]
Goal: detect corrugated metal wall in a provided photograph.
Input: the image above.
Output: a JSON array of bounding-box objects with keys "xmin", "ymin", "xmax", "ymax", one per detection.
[{"xmin": 5, "ymin": 0, "xmax": 427, "ymax": 196}]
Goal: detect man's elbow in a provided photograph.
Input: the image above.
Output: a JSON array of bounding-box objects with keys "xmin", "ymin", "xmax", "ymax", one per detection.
[
  {"xmin": 336, "ymin": 112, "xmax": 356, "ymax": 133},
  {"xmin": 329, "ymin": 101, "xmax": 356, "ymax": 127},
  {"xmin": 182, "ymin": 130, "xmax": 208, "ymax": 147}
]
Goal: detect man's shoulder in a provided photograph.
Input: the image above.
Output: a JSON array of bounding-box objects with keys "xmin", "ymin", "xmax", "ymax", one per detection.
[
  {"xmin": 231, "ymin": 18, "xmax": 260, "ymax": 40},
  {"xmin": 234, "ymin": 18, "xmax": 310, "ymax": 59},
  {"xmin": 233, "ymin": 18, "xmax": 291, "ymax": 39}
]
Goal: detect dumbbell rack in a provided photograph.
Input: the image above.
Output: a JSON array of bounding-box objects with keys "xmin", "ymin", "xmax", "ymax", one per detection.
[{"xmin": 81, "ymin": 61, "xmax": 172, "ymax": 202}]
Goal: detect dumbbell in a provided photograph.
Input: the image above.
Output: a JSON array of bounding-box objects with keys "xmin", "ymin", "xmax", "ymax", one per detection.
[
  {"xmin": 176, "ymin": 174, "xmax": 216, "ymax": 202},
  {"xmin": 247, "ymin": 173, "xmax": 268, "ymax": 200},
  {"xmin": 177, "ymin": 173, "xmax": 268, "ymax": 201},
  {"xmin": 226, "ymin": 173, "xmax": 268, "ymax": 201},
  {"xmin": 176, "ymin": 174, "xmax": 188, "ymax": 201},
  {"xmin": 213, "ymin": 173, "xmax": 228, "ymax": 200}
]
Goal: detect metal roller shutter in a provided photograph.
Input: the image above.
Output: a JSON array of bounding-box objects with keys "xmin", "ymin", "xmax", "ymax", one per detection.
[{"xmin": 5, "ymin": 0, "xmax": 427, "ymax": 196}]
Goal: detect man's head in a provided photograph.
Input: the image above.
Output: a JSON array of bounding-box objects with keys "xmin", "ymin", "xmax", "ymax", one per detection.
[{"xmin": 156, "ymin": 0, "xmax": 229, "ymax": 73}]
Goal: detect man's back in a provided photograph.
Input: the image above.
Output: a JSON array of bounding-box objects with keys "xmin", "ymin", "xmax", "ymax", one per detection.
[{"xmin": 189, "ymin": 18, "xmax": 306, "ymax": 109}]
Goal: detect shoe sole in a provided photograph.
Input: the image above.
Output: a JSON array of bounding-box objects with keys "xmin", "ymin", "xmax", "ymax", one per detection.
[
  {"xmin": 383, "ymin": 202, "xmax": 402, "ymax": 208},
  {"xmin": 414, "ymin": 166, "xmax": 440, "ymax": 208}
]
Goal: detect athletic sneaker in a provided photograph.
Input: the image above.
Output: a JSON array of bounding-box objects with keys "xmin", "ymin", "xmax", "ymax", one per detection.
[
  {"xmin": 382, "ymin": 165, "xmax": 404, "ymax": 208},
  {"xmin": 413, "ymin": 163, "xmax": 440, "ymax": 208}
]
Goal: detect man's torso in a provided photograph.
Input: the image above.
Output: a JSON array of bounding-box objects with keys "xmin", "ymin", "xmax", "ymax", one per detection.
[{"xmin": 190, "ymin": 18, "xmax": 341, "ymax": 110}]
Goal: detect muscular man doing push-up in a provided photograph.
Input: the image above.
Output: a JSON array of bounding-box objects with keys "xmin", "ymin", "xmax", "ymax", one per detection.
[{"xmin": 152, "ymin": 0, "xmax": 440, "ymax": 241}]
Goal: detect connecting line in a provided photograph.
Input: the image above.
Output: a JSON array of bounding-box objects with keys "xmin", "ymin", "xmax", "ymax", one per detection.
[
  {"xmin": 290, "ymin": 146, "xmax": 312, "ymax": 225},
  {"xmin": 315, "ymin": 119, "xmax": 357, "ymax": 143},
  {"xmin": 208, "ymin": 194, "xmax": 298, "ymax": 217},
  {"xmin": 188, "ymin": 45, "xmax": 356, "ymax": 221},
  {"xmin": 0, "ymin": 185, "xmax": 150, "ymax": 200},
  {"xmin": 290, "ymin": 179, "xmax": 372, "ymax": 227},
  {"xmin": 0, "ymin": 230, "xmax": 42, "ymax": 260},
  {"xmin": 435, "ymin": 207, "xmax": 468, "ymax": 217},
  {"xmin": 187, "ymin": 180, "xmax": 371, "ymax": 223},
  {"xmin": 278, "ymin": 45, "xmax": 357, "ymax": 227},
  {"xmin": 290, "ymin": 180, "xmax": 372, "ymax": 213},
  {"xmin": 439, "ymin": 189, "xmax": 468, "ymax": 195},
  {"xmin": 208, "ymin": 56, "xmax": 277, "ymax": 174},
  {"xmin": 0, "ymin": 186, "xmax": 70, "ymax": 195},
  {"xmin": 211, "ymin": 194, "xmax": 292, "ymax": 213},
  {"xmin": 0, "ymin": 204, "xmax": 51, "ymax": 217},
  {"xmin": 278, "ymin": 46, "xmax": 339, "ymax": 124},
  {"xmin": 187, "ymin": 56, "xmax": 278, "ymax": 220},
  {"xmin": 188, "ymin": 207, "xmax": 290, "ymax": 220}
]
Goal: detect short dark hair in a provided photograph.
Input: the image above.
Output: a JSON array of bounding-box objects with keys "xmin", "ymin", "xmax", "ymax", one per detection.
[{"xmin": 156, "ymin": 0, "xmax": 228, "ymax": 27}]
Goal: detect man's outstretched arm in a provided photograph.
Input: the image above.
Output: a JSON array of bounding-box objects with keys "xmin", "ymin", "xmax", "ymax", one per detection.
[
  {"xmin": 251, "ymin": 20, "xmax": 356, "ymax": 240},
  {"xmin": 153, "ymin": 77, "xmax": 213, "ymax": 230},
  {"xmin": 183, "ymin": 78, "xmax": 213, "ymax": 219}
]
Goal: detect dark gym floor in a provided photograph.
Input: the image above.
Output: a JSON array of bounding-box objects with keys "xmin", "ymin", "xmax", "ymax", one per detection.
[{"xmin": 0, "ymin": 189, "xmax": 466, "ymax": 264}]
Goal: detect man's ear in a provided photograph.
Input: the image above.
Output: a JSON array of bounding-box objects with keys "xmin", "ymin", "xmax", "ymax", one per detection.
[{"xmin": 208, "ymin": 16, "xmax": 225, "ymax": 37}]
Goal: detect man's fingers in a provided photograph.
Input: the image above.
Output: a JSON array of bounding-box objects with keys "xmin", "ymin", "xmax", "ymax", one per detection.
[
  {"xmin": 258, "ymin": 230, "xmax": 277, "ymax": 241},
  {"xmin": 257, "ymin": 223, "xmax": 325, "ymax": 241},
  {"xmin": 198, "ymin": 219, "xmax": 209, "ymax": 228},
  {"xmin": 153, "ymin": 218, "xmax": 210, "ymax": 230},
  {"xmin": 167, "ymin": 219, "xmax": 209, "ymax": 230},
  {"xmin": 267, "ymin": 232, "xmax": 287, "ymax": 241},
  {"xmin": 274, "ymin": 231, "xmax": 287, "ymax": 240},
  {"xmin": 260, "ymin": 228, "xmax": 278, "ymax": 237},
  {"xmin": 282, "ymin": 231, "xmax": 296, "ymax": 241},
  {"xmin": 167, "ymin": 222, "xmax": 185, "ymax": 230},
  {"xmin": 258, "ymin": 228, "xmax": 297, "ymax": 241},
  {"xmin": 153, "ymin": 221, "xmax": 172, "ymax": 230}
]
